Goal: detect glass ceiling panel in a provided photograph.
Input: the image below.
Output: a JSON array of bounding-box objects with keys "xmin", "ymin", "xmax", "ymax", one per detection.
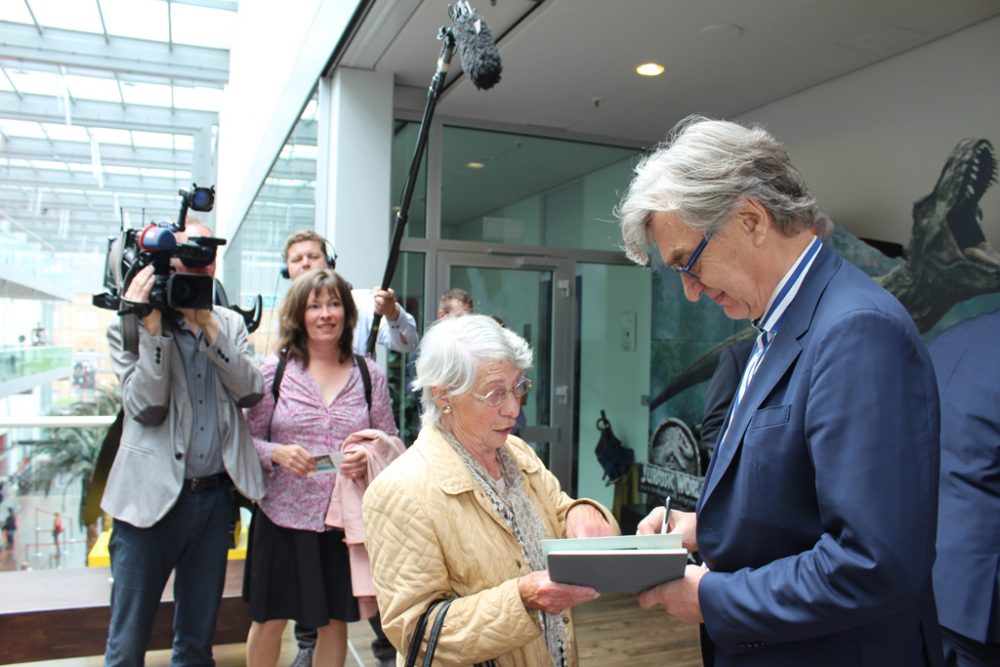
[
  {"xmin": 64, "ymin": 74, "xmax": 122, "ymax": 103},
  {"xmin": 88, "ymin": 127, "xmax": 134, "ymax": 145},
  {"xmin": 100, "ymin": 0, "xmax": 169, "ymax": 42},
  {"xmin": 26, "ymin": 0, "xmax": 104, "ymax": 34},
  {"xmin": 121, "ymin": 81, "xmax": 173, "ymax": 107},
  {"xmin": 40, "ymin": 123, "xmax": 91, "ymax": 142},
  {"xmin": 141, "ymin": 167, "xmax": 182, "ymax": 179},
  {"xmin": 130, "ymin": 130, "xmax": 180, "ymax": 149},
  {"xmin": 0, "ymin": 0, "xmax": 33, "ymax": 23},
  {"xmin": 0, "ymin": 0, "xmax": 238, "ymax": 273},
  {"xmin": 6, "ymin": 69, "xmax": 58, "ymax": 96},
  {"xmin": 172, "ymin": 85, "xmax": 224, "ymax": 112},
  {"xmin": 104, "ymin": 165, "xmax": 140, "ymax": 176},
  {"xmin": 0, "ymin": 119, "xmax": 47, "ymax": 138},
  {"xmin": 170, "ymin": 4, "xmax": 237, "ymax": 49},
  {"xmin": 279, "ymin": 144, "xmax": 318, "ymax": 160}
]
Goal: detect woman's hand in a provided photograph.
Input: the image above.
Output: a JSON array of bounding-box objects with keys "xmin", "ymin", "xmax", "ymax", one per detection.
[
  {"xmin": 517, "ymin": 571, "xmax": 599, "ymax": 615},
  {"xmin": 272, "ymin": 444, "xmax": 316, "ymax": 477},
  {"xmin": 637, "ymin": 508, "xmax": 698, "ymax": 553},
  {"xmin": 341, "ymin": 429, "xmax": 390, "ymax": 480},
  {"xmin": 340, "ymin": 447, "xmax": 369, "ymax": 480},
  {"xmin": 565, "ymin": 503, "xmax": 616, "ymax": 538}
]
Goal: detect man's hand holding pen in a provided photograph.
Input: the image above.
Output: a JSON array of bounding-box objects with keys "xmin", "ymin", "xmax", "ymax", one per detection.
[
  {"xmin": 638, "ymin": 498, "xmax": 699, "ymax": 554},
  {"xmin": 636, "ymin": 497, "xmax": 706, "ymax": 623}
]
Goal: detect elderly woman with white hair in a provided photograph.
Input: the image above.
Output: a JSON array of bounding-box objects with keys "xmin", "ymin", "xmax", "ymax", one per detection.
[{"xmin": 363, "ymin": 314, "xmax": 618, "ymax": 667}]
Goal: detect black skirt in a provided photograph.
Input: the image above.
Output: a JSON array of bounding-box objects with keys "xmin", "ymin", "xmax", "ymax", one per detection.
[{"xmin": 242, "ymin": 506, "xmax": 360, "ymax": 627}]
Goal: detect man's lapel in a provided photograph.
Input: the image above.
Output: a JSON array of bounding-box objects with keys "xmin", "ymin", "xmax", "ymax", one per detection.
[{"xmin": 699, "ymin": 245, "xmax": 841, "ymax": 509}]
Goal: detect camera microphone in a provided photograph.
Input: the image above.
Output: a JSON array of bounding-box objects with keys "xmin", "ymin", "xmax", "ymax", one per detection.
[
  {"xmin": 137, "ymin": 224, "xmax": 177, "ymax": 252},
  {"xmin": 450, "ymin": 1, "xmax": 502, "ymax": 90}
]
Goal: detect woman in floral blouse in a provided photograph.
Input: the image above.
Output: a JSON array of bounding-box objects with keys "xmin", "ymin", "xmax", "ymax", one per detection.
[{"xmin": 244, "ymin": 269, "xmax": 401, "ymax": 667}]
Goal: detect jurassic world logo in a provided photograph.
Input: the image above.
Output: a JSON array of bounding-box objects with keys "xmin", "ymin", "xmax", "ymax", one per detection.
[{"xmin": 639, "ymin": 463, "xmax": 703, "ymax": 511}]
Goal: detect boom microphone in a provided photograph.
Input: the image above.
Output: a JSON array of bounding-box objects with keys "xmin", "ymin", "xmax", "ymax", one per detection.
[{"xmin": 450, "ymin": 1, "xmax": 502, "ymax": 90}]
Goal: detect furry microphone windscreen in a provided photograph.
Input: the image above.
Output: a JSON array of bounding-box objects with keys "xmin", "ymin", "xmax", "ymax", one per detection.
[{"xmin": 452, "ymin": 7, "xmax": 502, "ymax": 90}]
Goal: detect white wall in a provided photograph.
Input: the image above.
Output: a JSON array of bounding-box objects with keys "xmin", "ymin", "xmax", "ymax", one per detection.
[
  {"xmin": 216, "ymin": 0, "xmax": 363, "ymax": 241},
  {"xmin": 735, "ymin": 16, "xmax": 1000, "ymax": 247},
  {"xmin": 576, "ymin": 263, "xmax": 651, "ymax": 508}
]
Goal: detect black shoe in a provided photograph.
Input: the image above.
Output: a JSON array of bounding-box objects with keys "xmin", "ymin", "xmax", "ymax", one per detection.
[{"xmin": 289, "ymin": 647, "xmax": 314, "ymax": 667}]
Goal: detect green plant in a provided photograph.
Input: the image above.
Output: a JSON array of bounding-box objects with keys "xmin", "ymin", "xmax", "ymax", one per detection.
[{"xmin": 30, "ymin": 387, "xmax": 120, "ymax": 536}]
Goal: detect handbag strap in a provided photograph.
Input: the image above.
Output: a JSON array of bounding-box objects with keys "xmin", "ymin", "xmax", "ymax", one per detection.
[
  {"xmin": 422, "ymin": 598, "xmax": 454, "ymax": 667},
  {"xmin": 404, "ymin": 599, "xmax": 449, "ymax": 667},
  {"xmin": 405, "ymin": 597, "xmax": 498, "ymax": 667}
]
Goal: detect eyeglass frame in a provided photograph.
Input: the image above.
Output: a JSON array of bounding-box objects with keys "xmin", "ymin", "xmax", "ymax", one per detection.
[
  {"xmin": 669, "ymin": 232, "xmax": 713, "ymax": 281},
  {"xmin": 472, "ymin": 377, "xmax": 533, "ymax": 408}
]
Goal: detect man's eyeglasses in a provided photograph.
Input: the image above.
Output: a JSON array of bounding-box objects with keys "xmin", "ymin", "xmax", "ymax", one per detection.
[
  {"xmin": 670, "ymin": 232, "xmax": 713, "ymax": 281},
  {"xmin": 473, "ymin": 377, "xmax": 533, "ymax": 408}
]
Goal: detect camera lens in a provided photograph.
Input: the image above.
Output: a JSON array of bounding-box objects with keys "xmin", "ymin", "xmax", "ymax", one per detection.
[{"xmin": 167, "ymin": 274, "xmax": 214, "ymax": 309}]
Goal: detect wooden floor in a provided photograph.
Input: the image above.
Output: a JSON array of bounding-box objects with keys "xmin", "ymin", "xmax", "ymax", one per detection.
[{"xmin": 14, "ymin": 594, "xmax": 702, "ymax": 667}]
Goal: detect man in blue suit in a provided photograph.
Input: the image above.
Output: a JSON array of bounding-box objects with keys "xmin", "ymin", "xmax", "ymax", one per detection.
[
  {"xmin": 929, "ymin": 310, "xmax": 1000, "ymax": 666},
  {"xmin": 618, "ymin": 115, "xmax": 943, "ymax": 666}
]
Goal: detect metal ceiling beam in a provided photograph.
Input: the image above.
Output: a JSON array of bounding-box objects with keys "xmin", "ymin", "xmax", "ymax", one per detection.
[
  {"xmin": 2, "ymin": 138, "xmax": 316, "ymax": 185},
  {"xmin": 3, "ymin": 136, "xmax": 192, "ymax": 170},
  {"xmin": 0, "ymin": 22, "xmax": 229, "ymax": 85},
  {"xmin": 0, "ymin": 91, "xmax": 218, "ymax": 133},
  {"xmin": 1, "ymin": 190, "xmax": 312, "ymax": 214},
  {"xmin": 2, "ymin": 164, "xmax": 187, "ymax": 192},
  {"xmin": 0, "ymin": 183, "xmax": 313, "ymax": 212}
]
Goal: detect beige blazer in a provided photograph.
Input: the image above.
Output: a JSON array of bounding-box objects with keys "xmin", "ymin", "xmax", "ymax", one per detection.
[
  {"xmin": 101, "ymin": 308, "xmax": 266, "ymax": 528},
  {"xmin": 363, "ymin": 424, "xmax": 617, "ymax": 667}
]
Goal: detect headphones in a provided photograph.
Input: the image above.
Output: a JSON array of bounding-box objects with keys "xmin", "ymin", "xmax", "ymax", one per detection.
[{"xmin": 280, "ymin": 238, "xmax": 337, "ymax": 279}]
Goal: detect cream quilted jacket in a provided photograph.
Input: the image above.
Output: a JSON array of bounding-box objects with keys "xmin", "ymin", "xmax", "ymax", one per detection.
[{"xmin": 363, "ymin": 424, "xmax": 617, "ymax": 667}]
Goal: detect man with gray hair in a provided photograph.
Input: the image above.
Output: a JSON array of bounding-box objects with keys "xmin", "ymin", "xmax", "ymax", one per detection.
[{"xmin": 625, "ymin": 116, "xmax": 943, "ymax": 666}]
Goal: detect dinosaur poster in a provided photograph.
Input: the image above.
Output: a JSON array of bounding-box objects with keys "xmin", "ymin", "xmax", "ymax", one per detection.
[{"xmin": 647, "ymin": 137, "xmax": 1000, "ymax": 473}]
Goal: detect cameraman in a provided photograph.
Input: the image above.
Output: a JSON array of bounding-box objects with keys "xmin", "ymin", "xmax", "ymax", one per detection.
[{"xmin": 101, "ymin": 223, "xmax": 266, "ymax": 666}]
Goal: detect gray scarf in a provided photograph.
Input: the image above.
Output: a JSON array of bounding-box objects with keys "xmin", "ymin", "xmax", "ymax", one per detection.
[{"xmin": 441, "ymin": 428, "xmax": 568, "ymax": 667}]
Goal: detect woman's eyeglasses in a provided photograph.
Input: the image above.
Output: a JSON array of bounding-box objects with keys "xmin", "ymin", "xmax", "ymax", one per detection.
[{"xmin": 473, "ymin": 377, "xmax": 533, "ymax": 408}]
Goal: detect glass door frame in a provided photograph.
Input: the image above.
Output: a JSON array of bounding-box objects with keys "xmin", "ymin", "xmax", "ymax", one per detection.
[{"xmin": 435, "ymin": 250, "xmax": 577, "ymax": 489}]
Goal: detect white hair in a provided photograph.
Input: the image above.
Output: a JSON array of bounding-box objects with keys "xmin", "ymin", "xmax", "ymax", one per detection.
[
  {"xmin": 616, "ymin": 115, "xmax": 817, "ymax": 265},
  {"xmin": 413, "ymin": 314, "xmax": 533, "ymax": 427}
]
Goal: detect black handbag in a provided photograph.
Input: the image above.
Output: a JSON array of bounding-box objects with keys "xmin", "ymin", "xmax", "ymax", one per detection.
[{"xmin": 404, "ymin": 598, "xmax": 497, "ymax": 667}]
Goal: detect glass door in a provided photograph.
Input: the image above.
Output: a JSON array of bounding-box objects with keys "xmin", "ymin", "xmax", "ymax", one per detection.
[{"xmin": 436, "ymin": 252, "xmax": 575, "ymax": 488}]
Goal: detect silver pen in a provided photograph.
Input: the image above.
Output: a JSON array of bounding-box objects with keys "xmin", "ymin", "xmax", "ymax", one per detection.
[{"xmin": 659, "ymin": 496, "xmax": 672, "ymax": 534}]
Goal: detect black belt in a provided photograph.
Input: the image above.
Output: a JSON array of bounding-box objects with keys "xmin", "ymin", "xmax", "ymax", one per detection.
[{"xmin": 183, "ymin": 472, "xmax": 230, "ymax": 493}]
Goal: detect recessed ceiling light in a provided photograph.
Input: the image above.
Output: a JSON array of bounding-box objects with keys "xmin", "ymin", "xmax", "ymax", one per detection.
[
  {"xmin": 466, "ymin": 161, "xmax": 485, "ymax": 169},
  {"xmin": 636, "ymin": 62, "xmax": 665, "ymax": 77}
]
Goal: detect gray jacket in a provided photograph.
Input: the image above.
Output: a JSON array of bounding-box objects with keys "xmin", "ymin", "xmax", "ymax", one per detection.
[{"xmin": 101, "ymin": 308, "xmax": 266, "ymax": 527}]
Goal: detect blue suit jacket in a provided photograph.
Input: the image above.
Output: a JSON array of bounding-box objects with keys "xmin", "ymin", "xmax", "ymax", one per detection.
[
  {"xmin": 695, "ymin": 245, "xmax": 944, "ymax": 666},
  {"xmin": 929, "ymin": 309, "xmax": 1000, "ymax": 644}
]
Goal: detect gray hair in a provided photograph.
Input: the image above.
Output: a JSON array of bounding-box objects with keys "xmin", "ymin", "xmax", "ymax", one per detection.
[
  {"xmin": 617, "ymin": 115, "xmax": 817, "ymax": 265},
  {"xmin": 413, "ymin": 314, "xmax": 533, "ymax": 427}
]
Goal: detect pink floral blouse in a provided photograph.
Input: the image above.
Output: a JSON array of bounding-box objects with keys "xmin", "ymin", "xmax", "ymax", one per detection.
[{"xmin": 246, "ymin": 353, "xmax": 399, "ymax": 531}]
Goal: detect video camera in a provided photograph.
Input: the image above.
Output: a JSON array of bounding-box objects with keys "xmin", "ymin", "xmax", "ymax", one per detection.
[{"xmin": 93, "ymin": 184, "xmax": 222, "ymax": 315}]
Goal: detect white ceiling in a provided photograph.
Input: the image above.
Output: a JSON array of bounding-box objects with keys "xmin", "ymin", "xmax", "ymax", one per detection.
[
  {"xmin": 3, "ymin": 0, "xmax": 999, "ymax": 269},
  {"xmin": 359, "ymin": 0, "xmax": 1000, "ymax": 146}
]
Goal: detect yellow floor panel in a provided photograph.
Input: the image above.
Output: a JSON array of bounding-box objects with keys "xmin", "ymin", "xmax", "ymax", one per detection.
[{"xmin": 88, "ymin": 521, "xmax": 246, "ymax": 567}]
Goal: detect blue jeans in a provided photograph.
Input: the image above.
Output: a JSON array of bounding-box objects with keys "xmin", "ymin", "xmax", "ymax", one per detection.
[{"xmin": 104, "ymin": 484, "xmax": 233, "ymax": 667}]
